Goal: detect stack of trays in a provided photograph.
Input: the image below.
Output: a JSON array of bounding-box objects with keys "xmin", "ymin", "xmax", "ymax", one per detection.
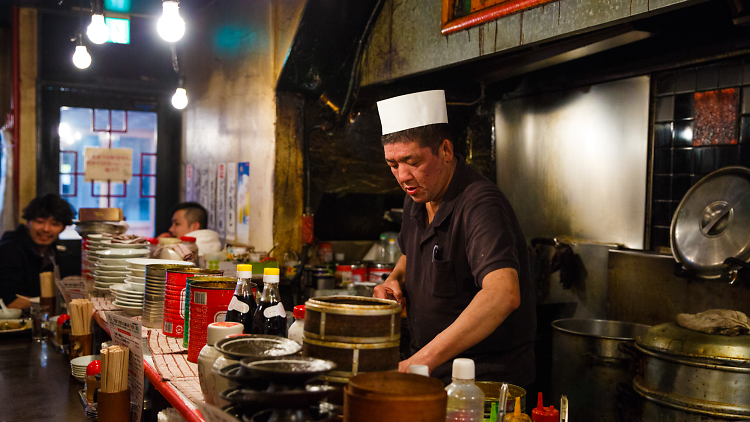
[
  {"xmin": 90, "ymin": 248, "xmax": 148, "ymax": 295},
  {"xmin": 143, "ymin": 263, "xmax": 193, "ymax": 329},
  {"xmin": 110, "ymin": 284, "xmax": 145, "ymax": 315},
  {"xmin": 71, "ymin": 355, "xmax": 100, "ymax": 383}
]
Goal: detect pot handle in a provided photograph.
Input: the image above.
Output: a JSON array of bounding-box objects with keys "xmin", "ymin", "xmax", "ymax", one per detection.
[
  {"xmin": 722, "ymin": 257, "xmax": 750, "ymax": 284},
  {"xmin": 582, "ymin": 352, "xmax": 629, "ymax": 368},
  {"xmin": 617, "ymin": 341, "xmax": 639, "ymax": 359}
]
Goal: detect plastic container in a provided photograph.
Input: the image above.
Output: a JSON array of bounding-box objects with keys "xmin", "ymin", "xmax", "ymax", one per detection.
[
  {"xmin": 198, "ymin": 322, "xmax": 244, "ymax": 405},
  {"xmin": 386, "ymin": 239, "xmax": 400, "ymax": 263},
  {"xmin": 505, "ymin": 397, "xmax": 532, "ymax": 422},
  {"xmin": 531, "ymin": 393, "xmax": 559, "ymax": 422},
  {"xmin": 180, "ymin": 236, "xmax": 199, "ymax": 264},
  {"xmin": 85, "ymin": 360, "xmax": 101, "ymax": 405},
  {"xmin": 288, "ymin": 305, "xmax": 305, "ymax": 344},
  {"xmin": 445, "ymin": 358, "xmax": 485, "ymax": 422}
]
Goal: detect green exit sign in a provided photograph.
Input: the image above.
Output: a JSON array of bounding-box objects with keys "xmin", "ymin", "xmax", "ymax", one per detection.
[{"xmin": 105, "ymin": 17, "xmax": 130, "ymax": 44}]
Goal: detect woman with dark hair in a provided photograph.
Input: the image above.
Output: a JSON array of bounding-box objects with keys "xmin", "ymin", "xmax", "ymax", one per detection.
[{"xmin": 0, "ymin": 194, "xmax": 75, "ymax": 307}]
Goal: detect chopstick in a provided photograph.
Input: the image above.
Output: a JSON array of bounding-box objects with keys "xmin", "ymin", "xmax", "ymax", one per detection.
[
  {"xmin": 100, "ymin": 345, "xmax": 129, "ymax": 393},
  {"xmin": 69, "ymin": 299, "xmax": 94, "ymax": 335},
  {"xmin": 39, "ymin": 272, "xmax": 55, "ymax": 298}
]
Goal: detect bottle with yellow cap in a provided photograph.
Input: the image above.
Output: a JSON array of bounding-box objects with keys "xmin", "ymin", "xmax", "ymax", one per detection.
[
  {"xmin": 253, "ymin": 267, "xmax": 287, "ymax": 337},
  {"xmin": 504, "ymin": 397, "xmax": 532, "ymax": 422},
  {"xmin": 225, "ymin": 264, "xmax": 257, "ymax": 333}
]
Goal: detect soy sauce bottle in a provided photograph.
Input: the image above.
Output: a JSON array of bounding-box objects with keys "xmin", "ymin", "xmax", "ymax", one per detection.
[
  {"xmin": 225, "ymin": 264, "xmax": 258, "ymax": 334},
  {"xmin": 253, "ymin": 267, "xmax": 287, "ymax": 337}
]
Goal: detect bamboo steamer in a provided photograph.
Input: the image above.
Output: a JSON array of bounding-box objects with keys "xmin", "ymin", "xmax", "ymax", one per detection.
[
  {"xmin": 303, "ymin": 296, "xmax": 401, "ymax": 381},
  {"xmin": 304, "ymin": 296, "xmax": 401, "ymax": 343},
  {"xmin": 344, "ymin": 372, "xmax": 447, "ymax": 422}
]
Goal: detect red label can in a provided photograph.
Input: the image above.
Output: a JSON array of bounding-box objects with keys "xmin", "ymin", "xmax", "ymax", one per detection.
[
  {"xmin": 351, "ymin": 263, "xmax": 367, "ymax": 284},
  {"xmin": 186, "ymin": 278, "xmax": 237, "ymax": 362},
  {"xmin": 162, "ymin": 268, "xmax": 221, "ymax": 338}
]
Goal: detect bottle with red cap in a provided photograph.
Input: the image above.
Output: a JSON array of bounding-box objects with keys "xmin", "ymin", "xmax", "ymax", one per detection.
[
  {"xmin": 85, "ymin": 360, "xmax": 101, "ymax": 405},
  {"xmin": 57, "ymin": 314, "xmax": 71, "ymax": 352},
  {"xmin": 531, "ymin": 392, "xmax": 560, "ymax": 422},
  {"xmin": 288, "ymin": 305, "xmax": 305, "ymax": 344}
]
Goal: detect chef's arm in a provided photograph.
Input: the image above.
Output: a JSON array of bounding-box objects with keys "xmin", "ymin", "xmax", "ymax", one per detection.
[
  {"xmin": 373, "ymin": 255, "xmax": 407, "ymax": 307},
  {"xmin": 398, "ymin": 267, "xmax": 521, "ymax": 374}
]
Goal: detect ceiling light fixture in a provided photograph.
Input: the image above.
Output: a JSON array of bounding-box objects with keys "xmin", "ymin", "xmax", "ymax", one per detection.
[
  {"xmin": 72, "ymin": 35, "xmax": 91, "ymax": 69},
  {"xmin": 172, "ymin": 77, "xmax": 188, "ymax": 109},
  {"xmin": 158, "ymin": 1, "xmax": 185, "ymax": 43},
  {"xmin": 87, "ymin": 0, "xmax": 110, "ymax": 44}
]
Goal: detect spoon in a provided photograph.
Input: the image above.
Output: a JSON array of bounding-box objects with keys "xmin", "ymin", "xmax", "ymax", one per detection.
[{"xmin": 0, "ymin": 298, "xmax": 9, "ymax": 313}]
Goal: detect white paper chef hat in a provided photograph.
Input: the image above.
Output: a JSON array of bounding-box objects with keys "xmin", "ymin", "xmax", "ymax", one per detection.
[{"xmin": 376, "ymin": 90, "xmax": 448, "ymax": 135}]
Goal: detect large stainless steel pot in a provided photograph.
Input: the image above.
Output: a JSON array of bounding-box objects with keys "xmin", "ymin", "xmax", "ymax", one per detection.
[
  {"xmin": 626, "ymin": 322, "xmax": 750, "ymax": 421},
  {"xmin": 551, "ymin": 318, "xmax": 650, "ymax": 422}
]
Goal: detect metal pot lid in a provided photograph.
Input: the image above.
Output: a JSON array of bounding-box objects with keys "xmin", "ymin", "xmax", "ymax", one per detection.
[
  {"xmin": 671, "ymin": 166, "xmax": 750, "ymax": 279},
  {"xmin": 636, "ymin": 323, "xmax": 750, "ymax": 367}
]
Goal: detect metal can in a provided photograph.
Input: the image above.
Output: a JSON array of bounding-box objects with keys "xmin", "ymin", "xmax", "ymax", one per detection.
[
  {"xmin": 351, "ymin": 263, "xmax": 367, "ymax": 284},
  {"xmin": 318, "ymin": 243, "xmax": 333, "ymax": 263},
  {"xmin": 186, "ymin": 278, "xmax": 237, "ymax": 363},
  {"xmin": 369, "ymin": 262, "xmax": 394, "ymax": 284},
  {"xmin": 335, "ymin": 264, "xmax": 353, "ymax": 288},
  {"xmin": 163, "ymin": 268, "xmax": 221, "ymax": 338}
]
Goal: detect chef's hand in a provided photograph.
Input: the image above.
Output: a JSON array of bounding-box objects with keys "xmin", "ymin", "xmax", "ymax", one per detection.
[
  {"xmin": 157, "ymin": 232, "xmax": 172, "ymax": 238},
  {"xmin": 373, "ymin": 278, "xmax": 405, "ymax": 308},
  {"xmin": 398, "ymin": 350, "xmax": 437, "ymax": 375}
]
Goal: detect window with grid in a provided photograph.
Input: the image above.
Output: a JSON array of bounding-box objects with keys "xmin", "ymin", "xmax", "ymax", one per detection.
[
  {"xmin": 651, "ymin": 61, "xmax": 750, "ymax": 250},
  {"xmin": 58, "ymin": 107, "xmax": 157, "ymax": 237}
]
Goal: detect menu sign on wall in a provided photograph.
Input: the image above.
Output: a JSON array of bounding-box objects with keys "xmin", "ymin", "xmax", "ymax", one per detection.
[
  {"xmin": 208, "ymin": 163, "xmax": 217, "ymax": 230},
  {"xmin": 83, "ymin": 147, "xmax": 132, "ymax": 182},
  {"xmin": 199, "ymin": 164, "xmax": 210, "ymax": 212},
  {"xmin": 237, "ymin": 162, "xmax": 250, "ymax": 244},
  {"xmin": 225, "ymin": 162, "xmax": 237, "ymax": 241},
  {"xmin": 216, "ymin": 163, "xmax": 227, "ymax": 237},
  {"xmin": 185, "ymin": 164, "xmax": 195, "ymax": 202}
]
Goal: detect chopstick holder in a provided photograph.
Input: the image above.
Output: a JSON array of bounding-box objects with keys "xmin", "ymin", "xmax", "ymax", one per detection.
[
  {"xmin": 69, "ymin": 333, "xmax": 92, "ymax": 360},
  {"xmin": 97, "ymin": 388, "xmax": 131, "ymax": 422}
]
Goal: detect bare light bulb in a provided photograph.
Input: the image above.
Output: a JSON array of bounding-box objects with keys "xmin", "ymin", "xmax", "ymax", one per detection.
[
  {"xmin": 172, "ymin": 88, "xmax": 188, "ymax": 109},
  {"xmin": 72, "ymin": 45, "xmax": 92, "ymax": 69},
  {"xmin": 157, "ymin": 1, "xmax": 185, "ymax": 43},
  {"xmin": 87, "ymin": 14, "xmax": 110, "ymax": 44}
]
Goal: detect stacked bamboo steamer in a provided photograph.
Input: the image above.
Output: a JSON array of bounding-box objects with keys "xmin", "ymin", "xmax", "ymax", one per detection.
[{"xmin": 302, "ymin": 296, "xmax": 401, "ymax": 383}]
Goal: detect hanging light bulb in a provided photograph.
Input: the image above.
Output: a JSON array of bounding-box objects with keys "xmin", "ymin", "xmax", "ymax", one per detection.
[
  {"xmin": 87, "ymin": 14, "xmax": 110, "ymax": 44},
  {"xmin": 73, "ymin": 45, "xmax": 92, "ymax": 69},
  {"xmin": 172, "ymin": 87, "xmax": 188, "ymax": 109},
  {"xmin": 158, "ymin": 1, "xmax": 185, "ymax": 43},
  {"xmin": 72, "ymin": 34, "xmax": 91, "ymax": 69}
]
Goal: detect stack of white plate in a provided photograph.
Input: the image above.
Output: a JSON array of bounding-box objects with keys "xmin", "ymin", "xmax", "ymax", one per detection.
[
  {"xmin": 126, "ymin": 259, "xmax": 192, "ymax": 328},
  {"xmin": 110, "ymin": 283, "xmax": 145, "ymax": 315},
  {"xmin": 71, "ymin": 355, "xmax": 100, "ymax": 383},
  {"xmin": 91, "ymin": 248, "xmax": 148, "ymax": 295}
]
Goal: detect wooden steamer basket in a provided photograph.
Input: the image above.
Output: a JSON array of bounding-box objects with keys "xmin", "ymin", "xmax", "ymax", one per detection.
[
  {"xmin": 303, "ymin": 296, "xmax": 401, "ymax": 382},
  {"xmin": 344, "ymin": 372, "xmax": 447, "ymax": 422}
]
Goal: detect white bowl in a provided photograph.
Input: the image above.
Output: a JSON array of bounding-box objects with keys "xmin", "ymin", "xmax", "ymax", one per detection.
[
  {"xmin": 95, "ymin": 275, "xmax": 127, "ymax": 282},
  {"xmin": 0, "ymin": 308, "xmax": 22, "ymax": 319},
  {"xmin": 71, "ymin": 355, "xmax": 101, "ymax": 369},
  {"xmin": 126, "ymin": 258, "xmax": 192, "ymax": 269},
  {"xmin": 125, "ymin": 281, "xmax": 145, "ymax": 292},
  {"xmin": 92, "ymin": 248, "xmax": 149, "ymax": 259},
  {"xmin": 94, "ymin": 270, "xmax": 129, "ymax": 277},
  {"xmin": 128, "ymin": 269, "xmax": 146, "ymax": 277}
]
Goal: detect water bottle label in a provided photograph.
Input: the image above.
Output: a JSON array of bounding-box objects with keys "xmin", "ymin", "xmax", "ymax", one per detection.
[
  {"xmin": 263, "ymin": 302, "xmax": 285, "ymax": 318},
  {"xmin": 228, "ymin": 296, "xmax": 250, "ymax": 313}
]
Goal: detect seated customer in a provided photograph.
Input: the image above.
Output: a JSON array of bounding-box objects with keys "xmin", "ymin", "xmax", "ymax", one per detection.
[
  {"xmin": 158, "ymin": 202, "xmax": 221, "ymax": 256},
  {"xmin": 0, "ymin": 194, "xmax": 74, "ymax": 307}
]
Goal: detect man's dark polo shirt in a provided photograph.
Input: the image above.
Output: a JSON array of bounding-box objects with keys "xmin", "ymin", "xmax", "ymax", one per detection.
[{"xmin": 397, "ymin": 155, "xmax": 536, "ymax": 386}]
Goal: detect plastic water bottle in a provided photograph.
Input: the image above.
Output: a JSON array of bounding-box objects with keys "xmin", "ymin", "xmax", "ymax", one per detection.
[
  {"xmin": 386, "ymin": 238, "xmax": 400, "ymax": 263},
  {"xmin": 445, "ymin": 358, "xmax": 485, "ymax": 422}
]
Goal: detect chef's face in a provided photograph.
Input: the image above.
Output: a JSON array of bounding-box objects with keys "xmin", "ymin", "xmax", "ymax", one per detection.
[
  {"xmin": 27, "ymin": 216, "xmax": 65, "ymax": 246},
  {"xmin": 384, "ymin": 138, "xmax": 454, "ymax": 204}
]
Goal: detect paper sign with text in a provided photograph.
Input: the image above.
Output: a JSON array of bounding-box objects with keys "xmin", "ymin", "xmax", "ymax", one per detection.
[
  {"xmin": 208, "ymin": 163, "xmax": 217, "ymax": 230},
  {"xmin": 216, "ymin": 163, "xmax": 227, "ymax": 236},
  {"xmin": 55, "ymin": 276, "xmax": 89, "ymax": 303},
  {"xmin": 108, "ymin": 313, "xmax": 144, "ymax": 422},
  {"xmin": 225, "ymin": 162, "xmax": 237, "ymax": 241},
  {"xmin": 186, "ymin": 164, "xmax": 195, "ymax": 202},
  {"xmin": 84, "ymin": 147, "xmax": 132, "ymax": 182}
]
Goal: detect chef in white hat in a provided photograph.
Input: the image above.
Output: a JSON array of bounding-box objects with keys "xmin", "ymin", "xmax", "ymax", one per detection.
[{"xmin": 373, "ymin": 90, "xmax": 536, "ymax": 386}]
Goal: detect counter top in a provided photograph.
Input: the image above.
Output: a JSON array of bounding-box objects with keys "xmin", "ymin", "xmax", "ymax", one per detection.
[{"xmin": 0, "ymin": 335, "xmax": 86, "ymax": 421}]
